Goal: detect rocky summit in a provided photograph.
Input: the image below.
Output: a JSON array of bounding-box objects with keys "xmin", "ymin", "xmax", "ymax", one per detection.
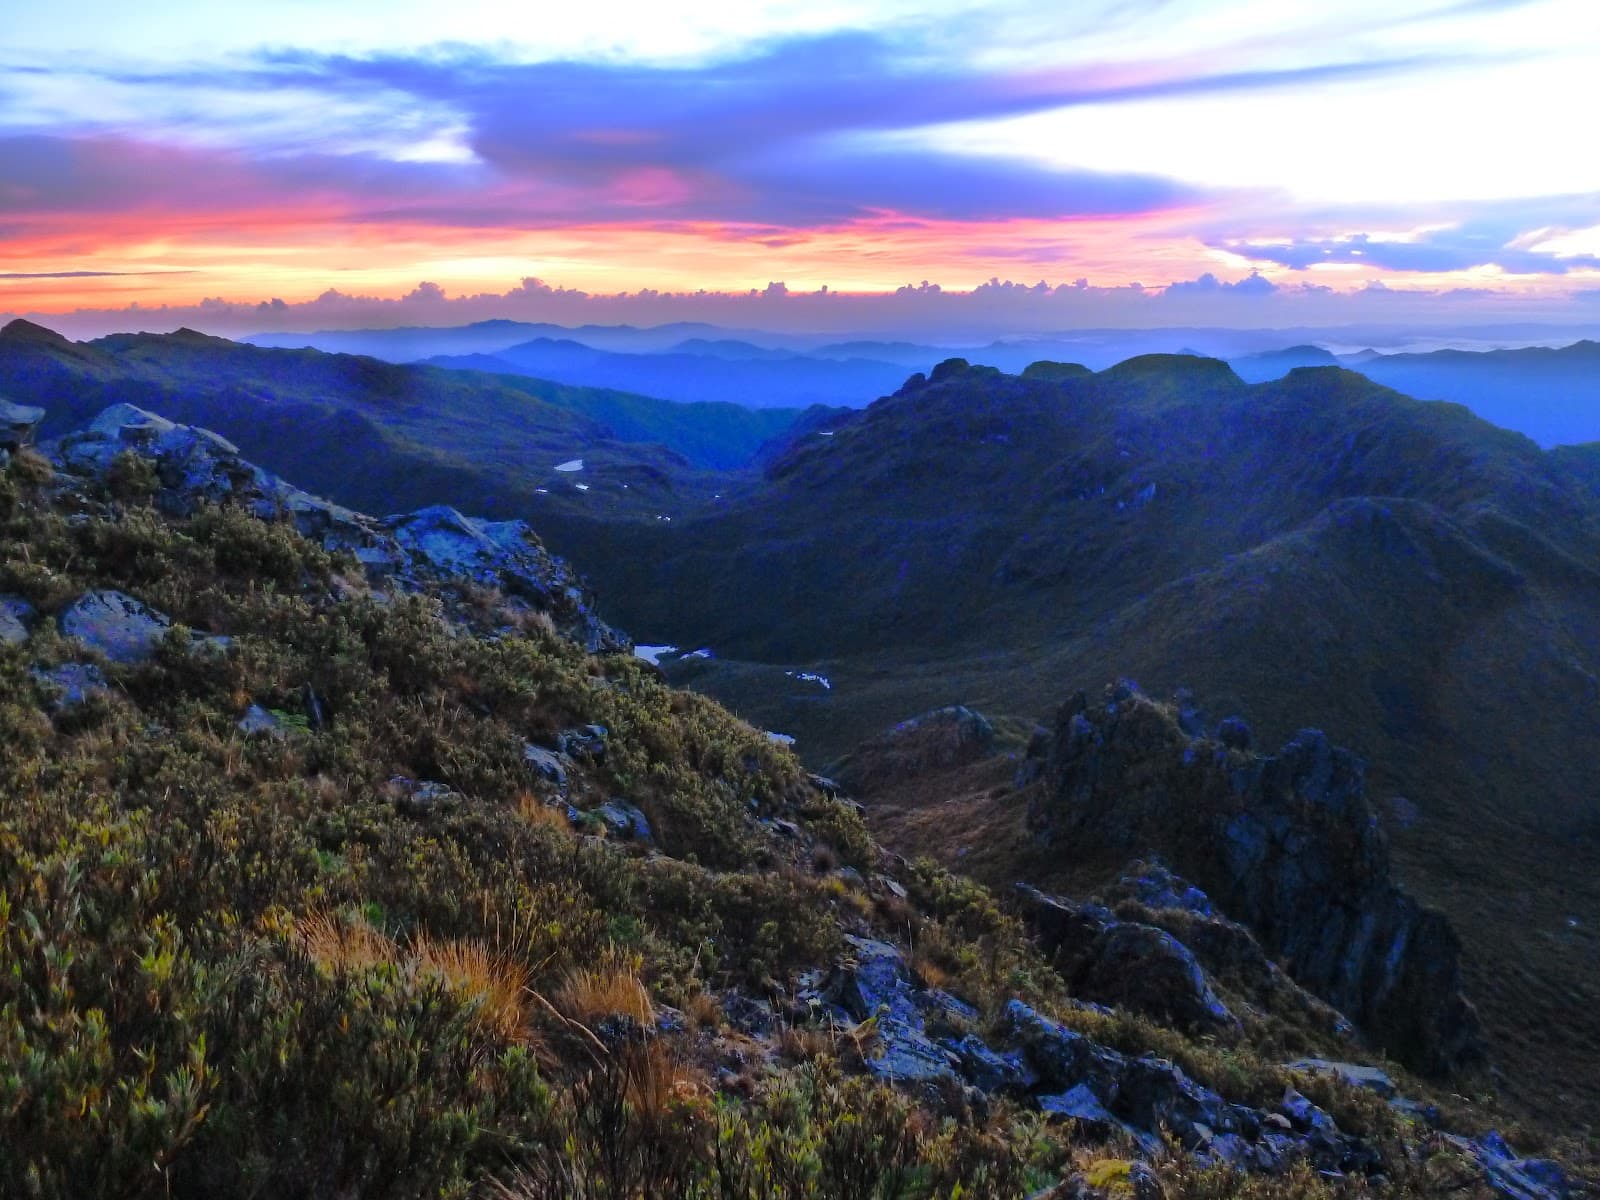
[{"xmin": 1025, "ymin": 682, "xmax": 1482, "ymax": 1078}]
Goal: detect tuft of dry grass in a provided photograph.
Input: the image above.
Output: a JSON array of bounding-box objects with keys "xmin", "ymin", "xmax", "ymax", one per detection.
[
  {"xmin": 516, "ymin": 791, "xmax": 573, "ymax": 836},
  {"xmin": 684, "ymin": 990, "xmax": 722, "ymax": 1031},
  {"xmin": 294, "ymin": 910, "xmax": 398, "ymax": 973},
  {"xmin": 621, "ymin": 1035, "xmax": 703, "ymax": 1119},
  {"xmin": 555, "ymin": 950, "xmax": 654, "ymax": 1026},
  {"xmin": 411, "ymin": 932, "xmax": 534, "ymax": 1045}
]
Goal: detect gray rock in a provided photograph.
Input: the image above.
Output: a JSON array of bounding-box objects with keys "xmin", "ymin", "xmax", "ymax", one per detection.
[
  {"xmin": 383, "ymin": 506, "xmax": 629, "ymax": 653},
  {"xmin": 946, "ymin": 1034, "xmax": 1037, "ymax": 1095},
  {"xmin": 0, "ymin": 397, "xmax": 44, "ymax": 451},
  {"xmin": 50, "ymin": 405, "xmax": 629, "ymax": 653},
  {"xmin": 1445, "ymin": 1131, "xmax": 1576, "ymax": 1200},
  {"xmin": 59, "ymin": 590, "xmax": 173, "ymax": 664},
  {"xmin": 824, "ymin": 936, "xmax": 971, "ymax": 1085},
  {"xmin": 594, "ymin": 799, "xmax": 653, "ymax": 843},
  {"xmin": 237, "ymin": 704, "xmax": 290, "ymax": 737},
  {"xmin": 388, "ymin": 776, "xmax": 459, "ymax": 819},
  {"xmin": 523, "ymin": 743, "xmax": 572, "ymax": 794},
  {"xmin": 31, "ymin": 662, "xmax": 111, "ymax": 710},
  {"xmin": 1015, "ymin": 884, "xmax": 1237, "ymax": 1036},
  {"xmin": 1028, "ymin": 691, "xmax": 1482, "ymax": 1076},
  {"xmin": 1286, "ymin": 1059, "xmax": 1396, "ymax": 1099},
  {"xmin": 1039, "ymin": 1084, "xmax": 1161, "ymax": 1155},
  {"xmin": 0, "ymin": 595, "xmax": 35, "ymax": 646},
  {"xmin": 557, "ymin": 724, "xmax": 609, "ymax": 759}
]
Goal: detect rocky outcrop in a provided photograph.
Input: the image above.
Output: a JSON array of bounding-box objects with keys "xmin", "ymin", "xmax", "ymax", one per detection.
[
  {"xmin": 834, "ymin": 705, "xmax": 996, "ymax": 795},
  {"xmin": 1, "ymin": 396, "xmax": 45, "ymax": 457},
  {"xmin": 1014, "ymin": 884, "xmax": 1238, "ymax": 1037},
  {"xmin": 1, "ymin": 595, "xmax": 34, "ymax": 646},
  {"xmin": 1025, "ymin": 684, "xmax": 1482, "ymax": 1077},
  {"xmin": 47, "ymin": 405, "xmax": 626, "ymax": 652}
]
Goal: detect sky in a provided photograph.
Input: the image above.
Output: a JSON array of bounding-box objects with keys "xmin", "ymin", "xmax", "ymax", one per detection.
[{"xmin": 3, "ymin": 0, "xmax": 1600, "ymax": 338}]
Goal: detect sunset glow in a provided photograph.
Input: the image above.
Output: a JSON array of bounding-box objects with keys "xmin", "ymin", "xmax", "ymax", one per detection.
[{"xmin": 4, "ymin": 0, "xmax": 1599, "ymax": 334}]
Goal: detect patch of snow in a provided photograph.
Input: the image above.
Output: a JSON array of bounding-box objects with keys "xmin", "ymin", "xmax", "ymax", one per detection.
[
  {"xmin": 574, "ymin": 483, "xmax": 590, "ymax": 492},
  {"xmin": 818, "ymin": 431, "xmax": 835, "ymax": 437},
  {"xmin": 634, "ymin": 644, "xmax": 678, "ymax": 666},
  {"xmin": 535, "ymin": 487, "xmax": 549, "ymax": 495},
  {"xmin": 555, "ymin": 459, "xmax": 584, "ymax": 472},
  {"xmin": 656, "ymin": 514, "xmax": 672, "ymax": 522},
  {"xmin": 785, "ymin": 670, "xmax": 832, "ymax": 690},
  {"xmin": 766, "ymin": 731, "xmax": 796, "ymax": 746},
  {"xmin": 683, "ymin": 647, "xmax": 713, "ymax": 660}
]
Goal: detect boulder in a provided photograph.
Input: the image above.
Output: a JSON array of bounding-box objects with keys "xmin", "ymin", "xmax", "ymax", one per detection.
[
  {"xmin": 1026, "ymin": 684, "xmax": 1482, "ymax": 1076},
  {"xmin": 1285, "ymin": 1059, "xmax": 1397, "ymax": 1099},
  {"xmin": 388, "ymin": 777, "xmax": 459, "ymax": 819},
  {"xmin": 523, "ymin": 743, "xmax": 572, "ymax": 795},
  {"xmin": 59, "ymin": 590, "xmax": 173, "ymax": 664},
  {"xmin": 1445, "ymin": 1131, "xmax": 1576, "ymax": 1200},
  {"xmin": 1, "ymin": 595, "xmax": 35, "ymax": 646},
  {"xmin": 383, "ymin": 506, "xmax": 629, "ymax": 653},
  {"xmin": 0, "ymin": 397, "xmax": 44, "ymax": 451},
  {"xmin": 594, "ymin": 799, "xmax": 653, "ymax": 843},
  {"xmin": 823, "ymin": 936, "xmax": 975, "ymax": 1086},
  {"xmin": 237, "ymin": 704, "xmax": 291, "ymax": 737},
  {"xmin": 31, "ymin": 662, "xmax": 111, "ymax": 710},
  {"xmin": 1015, "ymin": 884, "xmax": 1237, "ymax": 1036}
]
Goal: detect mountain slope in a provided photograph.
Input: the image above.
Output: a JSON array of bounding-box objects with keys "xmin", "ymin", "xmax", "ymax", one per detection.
[
  {"xmin": 560, "ymin": 357, "xmax": 1600, "ymax": 1131},
  {"xmin": 6, "ymin": 407, "xmax": 1575, "ymax": 1197},
  {"xmin": 0, "ymin": 319, "xmax": 781, "ymax": 520}
]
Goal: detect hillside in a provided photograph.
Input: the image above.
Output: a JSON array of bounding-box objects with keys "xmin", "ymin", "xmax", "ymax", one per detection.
[
  {"xmin": 559, "ymin": 357, "xmax": 1600, "ymax": 1132},
  {"xmin": 0, "ymin": 319, "xmax": 789, "ymax": 516},
  {"xmin": 5, "ymin": 405, "xmax": 1584, "ymax": 1197}
]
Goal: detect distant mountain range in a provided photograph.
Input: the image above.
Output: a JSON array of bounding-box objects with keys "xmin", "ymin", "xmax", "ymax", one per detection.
[
  {"xmin": 1230, "ymin": 340, "xmax": 1600, "ymax": 447},
  {"xmin": 247, "ymin": 319, "xmax": 1600, "ymax": 444}
]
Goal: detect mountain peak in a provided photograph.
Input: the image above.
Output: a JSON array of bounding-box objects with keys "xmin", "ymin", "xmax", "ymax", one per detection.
[{"xmin": 0, "ymin": 318, "xmax": 72, "ymax": 347}]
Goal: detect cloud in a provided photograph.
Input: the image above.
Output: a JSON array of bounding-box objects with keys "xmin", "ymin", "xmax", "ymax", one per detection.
[
  {"xmin": 1164, "ymin": 270, "xmax": 1278, "ymax": 295},
  {"xmin": 0, "ymin": 269, "xmax": 192, "ymax": 278},
  {"xmin": 1220, "ymin": 220, "xmax": 1600, "ymax": 276},
  {"xmin": 11, "ymin": 269, "xmax": 1589, "ymax": 346}
]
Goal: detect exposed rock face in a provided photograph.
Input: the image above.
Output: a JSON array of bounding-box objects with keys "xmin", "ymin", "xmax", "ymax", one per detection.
[
  {"xmin": 59, "ymin": 589, "xmax": 175, "ymax": 664},
  {"xmin": 1101, "ymin": 862, "xmax": 1355, "ymax": 1043},
  {"xmin": 30, "ymin": 662, "xmax": 110, "ymax": 710},
  {"xmin": 1, "ymin": 595, "xmax": 35, "ymax": 646},
  {"xmin": 48, "ymin": 404, "xmax": 627, "ymax": 652},
  {"xmin": 1014, "ymin": 884, "xmax": 1238, "ymax": 1037},
  {"xmin": 57, "ymin": 588, "xmax": 229, "ymax": 663},
  {"xmin": 1025, "ymin": 685, "xmax": 1483, "ymax": 1077},
  {"xmin": 834, "ymin": 704, "xmax": 996, "ymax": 795},
  {"xmin": 1, "ymin": 396, "xmax": 45, "ymax": 452}
]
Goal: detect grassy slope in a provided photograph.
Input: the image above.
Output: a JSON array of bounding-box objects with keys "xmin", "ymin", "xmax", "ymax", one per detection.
[{"xmin": 2, "ymin": 448, "xmax": 1526, "ymax": 1198}]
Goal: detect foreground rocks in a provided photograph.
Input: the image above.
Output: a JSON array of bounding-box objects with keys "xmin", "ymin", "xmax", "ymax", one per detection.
[
  {"xmin": 813, "ymin": 934, "xmax": 1382, "ymax": 1178},
  {"xmin": 1025, "ymin": 683, "xmax": 1482, "ymax": 1077},
  {"xmin": 48, "ymin": 404, "xmax": 627, "ymax": 652}
]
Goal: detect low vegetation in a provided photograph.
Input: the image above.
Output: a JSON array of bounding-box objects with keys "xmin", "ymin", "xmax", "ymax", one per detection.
[{"xmin": 0, "ymin": 448, "xmax": 1575, "ymax": 1197}]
